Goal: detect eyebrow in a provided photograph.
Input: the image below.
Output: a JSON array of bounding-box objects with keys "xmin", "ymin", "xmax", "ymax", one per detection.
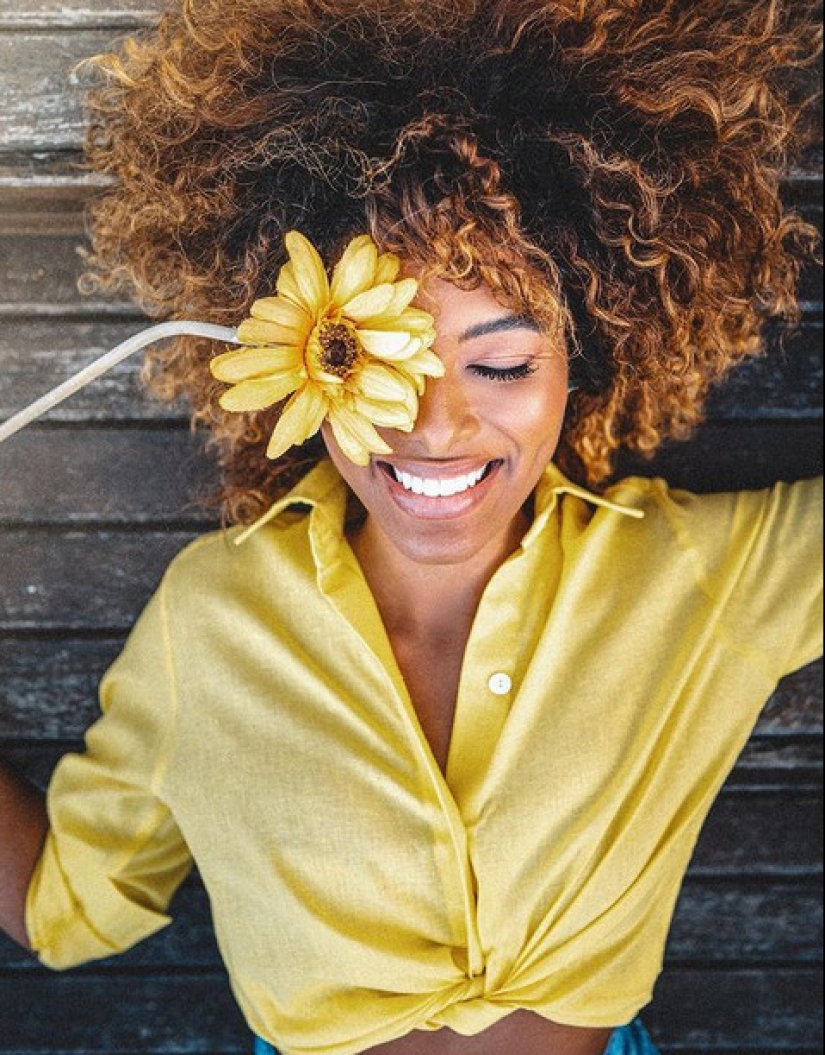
[{"xmin": 458, "ymin": 315, "xmax": 544, "ymax": 342}]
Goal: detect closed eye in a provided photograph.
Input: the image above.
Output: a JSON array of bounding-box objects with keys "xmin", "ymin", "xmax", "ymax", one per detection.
[{"xmin": 469, "ymin": 361, "xmax": 539, "ymax": 383}]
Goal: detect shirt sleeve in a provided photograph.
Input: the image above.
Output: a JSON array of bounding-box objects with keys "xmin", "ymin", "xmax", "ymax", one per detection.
[
  {"xmin": 660, "ymin": 475, "xmax": 823, "ymax": 682},
  {"xmin": 25, "ymin": 578, "xmax": 193, "ymax": 970}
]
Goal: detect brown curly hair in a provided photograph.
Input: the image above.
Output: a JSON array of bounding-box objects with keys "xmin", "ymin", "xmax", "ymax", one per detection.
[{"xmin": 81, "ymin": 0, "xmax": 821, "ymax": 523}]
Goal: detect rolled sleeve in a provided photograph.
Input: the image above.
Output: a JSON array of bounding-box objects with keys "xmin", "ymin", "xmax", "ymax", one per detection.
[{"xmin": 25, "ymin": 580, "xmax": 193, "ymax": 970}]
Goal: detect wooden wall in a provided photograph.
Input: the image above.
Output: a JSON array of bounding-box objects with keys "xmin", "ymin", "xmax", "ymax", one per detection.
[{"xmin": 0, "ymin": 3, "xmax": 822, "ymax": 1053}]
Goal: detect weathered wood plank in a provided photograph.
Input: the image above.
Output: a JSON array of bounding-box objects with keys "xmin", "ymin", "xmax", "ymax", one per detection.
[
  {"xmin": 0, "ymin": 530, "xmax": 197, "ymax": 632},
  {"xmin": 621, "ymin": 422, "xmax": 823, "ymax": 492},
  {"xmin": 1, "ymin": 642, "xmax": 819, "ymax": 741},
  {"xmin": 0, "ymin": 318, "xmax": 820, "ymax": 425},
  {"xmin": 647, "ymin": 969, "xmax": 823, "ymax": 1047},
  {"xmin": 688, "ymin": 787, "xmax": 823, "ymax": 877},
  {"xmin": 0, "ymin": 321, "xmax": 184, "ymax": 422},
  {"xmin": 0, "ymin": 421, "xmax": 820, "ymax": 534},
  {"xmin": 0, "ymin": 24, "xmax": 821, "ymax": 157},
  {"xmin": 0, "ymin": 32, "xmax": 117, "ymax": 153},
  {"xmin": 0, "ymin": 968, "xmax": 816, "ymax": 1050},
  {"xmin": 760, "ymin": 661, "xmax": 824, "ymax": 734},
  {"xmin": 0, "ymin": 870, "xmax": 819, "ymax": 973},
  {"xmin": 0, "ymin": 738, "xmax": 820, "ymax": 876},
  {"xmin": 0, "ymin": 972, "xmax": 249, "ymax": 1052},
  {"xmin": 0, "ymin": 2, "xmax": 163, "ymax": 30},
  {"xmin": 0, "ymin": 429, "xmax": 218, "ymax": 523},
  {"xmin": 0, "ymin": 233, "xmax": 132, "ymax": 315}
]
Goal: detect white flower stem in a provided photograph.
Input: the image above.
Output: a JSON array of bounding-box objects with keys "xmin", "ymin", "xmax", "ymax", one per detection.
[{"xmin": 0, "ymin": 321, "xmax": 240, "ymax": 446}]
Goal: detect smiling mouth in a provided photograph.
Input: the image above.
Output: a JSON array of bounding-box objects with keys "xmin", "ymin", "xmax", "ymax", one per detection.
[{"xmin": 378, "ymin": 460, "xmax": 501, "ymax": 498}]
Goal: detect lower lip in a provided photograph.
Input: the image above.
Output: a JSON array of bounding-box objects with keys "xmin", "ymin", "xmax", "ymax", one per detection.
[{"xmin": 378, "ymin": 461, "xmax": 503, "ymax": 521}]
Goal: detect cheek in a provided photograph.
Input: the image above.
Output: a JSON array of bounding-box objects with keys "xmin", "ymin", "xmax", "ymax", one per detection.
[{"xmin": 486, "ymin": 383, "xmax": 568, "ymax": 457}]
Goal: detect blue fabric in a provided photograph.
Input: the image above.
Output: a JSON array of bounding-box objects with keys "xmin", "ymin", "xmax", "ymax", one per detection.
[
  {"xmin": 605, "ymin": 1020, "xmax": 661, "ymax": 1054},
  {"xmin": 253, "ymin": 1020, "xmax": 660, "ymax": 1055}
]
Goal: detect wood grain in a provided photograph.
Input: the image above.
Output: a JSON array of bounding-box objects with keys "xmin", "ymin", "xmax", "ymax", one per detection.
[
  {"xmin": 0, "ymin": 430, "xmax": 218, "ymax": 523},
  {"xmin": 0, "ymin": 529, "xmax": 197, "ymax": 632},
  {"xmin": 1, "ymin": 649, "xmax": 820, "ymax": 743},
  {"xmin": 0, "ymin": 872, "xmax": 819, "ymax": 972},
  {"xmin": 0, "ymin": 2, "xmax": 163, "ymax": 30},
  {"xmin": 0, "ymin": 318, "xmax": 820, "ymax": 423},
  {"xmin": 0, "ymin": 968, "xmax": 818, "ymax": 1050}
]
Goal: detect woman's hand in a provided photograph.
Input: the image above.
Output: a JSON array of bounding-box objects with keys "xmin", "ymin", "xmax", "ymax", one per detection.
[{"xmin": 0, "ymin": 759, "xmax": 48, "ymax": 950}]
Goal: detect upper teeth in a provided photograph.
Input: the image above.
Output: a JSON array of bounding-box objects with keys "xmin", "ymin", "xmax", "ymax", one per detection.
[{"xmin": 391, "ymin": 465, "xmax": 489, "ymax": 497}]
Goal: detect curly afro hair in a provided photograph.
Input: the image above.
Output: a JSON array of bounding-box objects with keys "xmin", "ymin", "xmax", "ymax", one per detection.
[{"xmin": 82, "ymin": 0, "xmax": 821, "ymax": 523}]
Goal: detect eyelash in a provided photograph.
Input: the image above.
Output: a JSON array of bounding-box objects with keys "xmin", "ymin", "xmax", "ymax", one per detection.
[{"xmin": 469, "ymin": 362, "xmax": 539, "ymax": 383}]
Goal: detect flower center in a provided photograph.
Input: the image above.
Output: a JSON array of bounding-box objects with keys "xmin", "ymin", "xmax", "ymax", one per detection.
[{"xmin": 317, "ymin": 321, "xmax": 361, "ymax": 380}]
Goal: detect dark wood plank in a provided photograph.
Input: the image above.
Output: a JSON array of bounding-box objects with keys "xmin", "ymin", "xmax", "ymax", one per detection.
[
  {"xmin": 1, "ymin": 642, "xmax": 819, "ymax": 742},
  {"xmin": 0, "ymin": 429, "xmax": 218, "ymax": 524},
  {"xmin": 0, "ymin": 872, "xmax": 818, "ymax": 973},
  {"xmin": 0, "ymin": 972, "xmax": 249, "ymax": 1053},
  {"xmin": 0, "ymin": 31, "xmax": 122, "ymax": 153},
  {"xmin": 0, "ymin": 320, "xmax": 183, "ymax": 423},
  {"xmin": 0, "ymin": 530, "xmax": 197, "ymax": 632},
  {"xmin": 623, "ymin": 422, "xmax": 823, "ymax": 492},
  {"xmin": 0, "ymin": 967, "xmax": 817, "ymax": 1050},
  {"xmin": 759, "ymin": 661, "xmax": 824, "ymax": 734},
  {"xmin": 647, "ymin": 969, "xmax": 823, "ymax": 1047},
  {"xmin": 688, "ymin": 787, "xmax": 823, "ymax": 877},
  {"xmin": 0, "ymin": 230, "xmax": 818, "ymax": 318},
  {"xmin": 0, "ymin": 639, "xmax": 125, "ymax": 739},
  {"xmin": 666, "ymin": 880, "xmax": 823, "ymax": 964},
  {"xmin": 0, "ymin": 422, "xmax": 820, "ymax": 531},
  {"xmin": 1, "ymin": 742, "xmax": 820, "ymax": 876},
  {"xmin": 704, "ymin": 322, "xmax": 823, "ymax": 422},
  {"xmin": 0, "ymin": 2, "xmax": 163, "ymax": 30},
  {"xmin": 0, "ymin": 318, "xmax": 819, "ymax": 424},
  {"xmin": 0, "ymin": 233, "xmax": 132, "ymax": 315}
]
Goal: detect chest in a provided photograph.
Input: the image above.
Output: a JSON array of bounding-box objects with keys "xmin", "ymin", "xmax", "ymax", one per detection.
[{"xmin": 390, "ymin": 630, "xmax": 467, "ymax": 773}]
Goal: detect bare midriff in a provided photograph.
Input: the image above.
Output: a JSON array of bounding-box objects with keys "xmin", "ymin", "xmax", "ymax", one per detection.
[{"xmin": 364, "ymin": 1010, "xmax": 614, "ymax": 1055}]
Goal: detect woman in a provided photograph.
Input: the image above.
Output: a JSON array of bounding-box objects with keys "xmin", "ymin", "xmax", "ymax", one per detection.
[{"xmin": 0, "ymin": 1, "xmax": 821, "ymax": 1053}]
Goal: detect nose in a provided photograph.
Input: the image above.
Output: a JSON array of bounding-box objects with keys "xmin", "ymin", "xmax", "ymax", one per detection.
[{"xmin": 408, "ymin": 371, "xmax": 480, "ymax": 455}]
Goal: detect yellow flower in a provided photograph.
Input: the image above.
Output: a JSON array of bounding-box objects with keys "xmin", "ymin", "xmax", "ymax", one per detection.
[{"xmin": 210, "ymin": 232, "xmax": 444, "ymax": 466}]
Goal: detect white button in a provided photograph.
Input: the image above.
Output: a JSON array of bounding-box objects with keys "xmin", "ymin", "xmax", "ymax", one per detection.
[{"xmin": 488, "ymin": 673, "xmax": 513, "ymax": 697}]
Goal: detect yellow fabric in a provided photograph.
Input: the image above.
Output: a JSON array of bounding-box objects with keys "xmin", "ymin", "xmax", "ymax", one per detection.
[{"xmin": 27, "ymin": 459, "xmax": 823, "ymax": 1054}]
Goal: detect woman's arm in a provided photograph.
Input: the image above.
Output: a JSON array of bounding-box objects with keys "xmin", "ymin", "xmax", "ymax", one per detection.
[{"xmin": 0, "ymin": 759, "xmax": 48, "ymax": 950}]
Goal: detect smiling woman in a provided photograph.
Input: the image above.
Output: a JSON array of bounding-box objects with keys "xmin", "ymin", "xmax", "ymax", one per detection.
[{"xmin": 0, "ymin": 1, "xmax": 822, "ymax": 1054}]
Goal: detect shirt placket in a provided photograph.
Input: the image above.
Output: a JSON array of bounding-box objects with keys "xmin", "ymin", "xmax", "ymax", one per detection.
[{"xmin": 310, "ymin": 508, "xmax": 486, "ymax": 980}]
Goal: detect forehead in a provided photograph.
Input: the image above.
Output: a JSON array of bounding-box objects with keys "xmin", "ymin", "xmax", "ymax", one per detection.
[{"xmin": 417, "ymin": 278, "xmax": 542, "ymax": 340}]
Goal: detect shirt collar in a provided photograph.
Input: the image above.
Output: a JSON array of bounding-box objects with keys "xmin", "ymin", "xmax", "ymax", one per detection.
[
  {"xmin": 523, "ymin": 462, "xmax": 644, "ymax": 547},
  {"xmin": 234, "ymin": 457, "xmax": 643, "ymax": 549}
]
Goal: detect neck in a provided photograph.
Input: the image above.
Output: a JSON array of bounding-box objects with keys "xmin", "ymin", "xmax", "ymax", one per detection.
[{"xmin": 349, "ymin": 511, "xmax": 529, "ymax": 640}]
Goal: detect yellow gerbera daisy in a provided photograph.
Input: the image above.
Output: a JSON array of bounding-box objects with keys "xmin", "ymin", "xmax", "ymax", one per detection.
[{"xmin": 210, "ymin": 231, "xmax": 444, "ymax": 466}]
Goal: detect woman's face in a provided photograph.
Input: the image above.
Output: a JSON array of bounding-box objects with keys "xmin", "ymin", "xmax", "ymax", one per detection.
[{"xmin": 323, "ymin": 278, "xmax": 570, "ymax": 567}]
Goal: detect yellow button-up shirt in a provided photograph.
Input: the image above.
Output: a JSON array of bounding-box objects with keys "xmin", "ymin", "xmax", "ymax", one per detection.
[{"xmin": 26, "ymin": 460, "xmax": 823, "ymax": 1054}]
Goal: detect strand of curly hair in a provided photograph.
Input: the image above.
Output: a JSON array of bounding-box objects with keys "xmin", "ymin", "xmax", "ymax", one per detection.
[{"xmin": 80, "ymin": 0, "xmax": 822, "ymax": 523}]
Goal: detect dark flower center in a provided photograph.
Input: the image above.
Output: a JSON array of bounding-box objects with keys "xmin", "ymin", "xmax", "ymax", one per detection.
[{"xmin": 318, "ymin": 322, "xmax": 361, "ymax": 379}]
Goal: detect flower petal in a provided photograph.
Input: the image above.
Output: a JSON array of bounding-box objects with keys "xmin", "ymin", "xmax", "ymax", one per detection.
[
  {"xmin": 237, "ymin": 317, "xmax": 309, "ymax": 348},
  {"xmin": 353, "ymin": 396, "xmax": 418, "ymax": 430},
  {"xmin": 357, "ymin": 329, "xmax": 419, "ymax": 361},
  {"xmin": 341, "ymin": 283, "xmax": 396, "ymax": 322},
  {"xmin": 374, "ymin": 252, "xmax": 401, "ymax": 285},
  {"xmin": 395, "ymin": 349, "xmax": 446, "ymax": 395},
  {"xmin": 266, "ymin": 385, "xmax": 328, "ymax": 460},
  {"xmin": 330, "ymin": 236, "xmax": 378, "ymax": 306},
  {"xmin": 360, "ymin": 306, "xmax": 436, "ymax": 337},
  {"xmin": 356, "ymin": 362, "xmax": 418, "ymax": 404},
  {"xmin": 376, "ymin": 278, "xmax": 420, "ymax": 320},
  {"xmin": 211, "ymin": 345, "xmax": 301, "ymax": 383},
  {"xmin": 328, "ymin": 403, "xmax": 393, "ymax": 465},
  {"xmin": 249, "ymin": 296, "xmax": 313, "ymax": 334},
  {"xmin": 283, "ymin": 231, "xmax": 330, "ymax": 314},
  {"xmin": 218, "ymin": 373, "xmax": 303, "ymax": 412}
]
